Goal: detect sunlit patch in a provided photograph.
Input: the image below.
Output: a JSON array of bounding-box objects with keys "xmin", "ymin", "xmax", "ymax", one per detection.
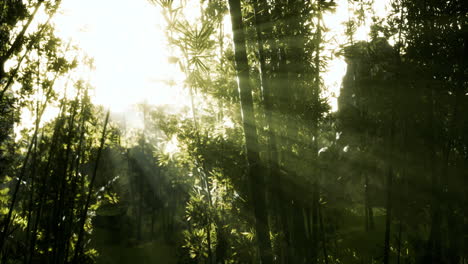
[
  {"xmin": 222, "ymin": 116, "xmax": 235, "ymax": 129},
  {"xmin": 343, "ymin": 145, "xmax": 349, "ymax": 152},
  {"xmin": 12, "ymin": 0, "xmax": 391, "ymax": 140},
  {"xmin": 52, "ymin": 0, "xmax": 189, "ymax": 112},
  {"xmin": 322, "ymin": 0, "xmax": 391, "ymax": 111},
  {"xmin": 13, "ymin": 95, "xmax": 61, "ymax": 142},
  {"xmin": 164, "ymin": 135, "xmax": 179, "ymax": 155}
]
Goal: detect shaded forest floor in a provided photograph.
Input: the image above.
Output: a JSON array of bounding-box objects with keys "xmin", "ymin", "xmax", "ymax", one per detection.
[{"xmin": 91, "ymin": 228, "xmax": 178, "ymax": 264}]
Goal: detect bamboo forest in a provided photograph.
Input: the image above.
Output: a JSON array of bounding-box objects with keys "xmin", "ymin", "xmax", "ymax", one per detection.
[{"xmin": 0, "ymin": 0, "xmax": 467, "ymax": 263}]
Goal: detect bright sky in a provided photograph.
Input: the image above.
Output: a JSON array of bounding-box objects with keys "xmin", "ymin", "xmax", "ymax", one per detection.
[
  {"xmin": 322, "ymin": 0, "xmax": 391, "ymax": 111},
  {"xmin": 13, "ymin": 0, "xmax": 391, "ymax": 138},
  {"xmin": 54, "ymin": 0, "xmax": 188, "ymax": 112},
  {"xmin": 51, "ymin": 0, "xmax": 390, "ymax": 113}
]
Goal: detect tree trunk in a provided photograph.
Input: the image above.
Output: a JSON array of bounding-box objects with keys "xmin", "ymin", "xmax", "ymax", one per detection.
[
  {"xmin": 0, "ymin": 7, "xmax": 56, "ymax": 100},
  {"xmin": 0, "ymin": 0, "xmax": 43, "ymax": 83},
  {"xmin": 383, "ymin": 165, "xmax": 393, "ymax": 264},
  {"xmin": 319, "ymin": 203, "xmax": 328, "ymax": 264},
  {"xmin": 311, "ymin": 183, "xmax": 319, "ymax": 264},
  {"xmin": 0, "ymin": 72, "xmax": 57, "ymax": 255},
  {"xmin": 227, "ymin": 0, "xmax": 273, "ymax": 263},
  {"xmin": 28, "ymin": 101, "xmax": 67, "ymax": 264},
  {"xmin": 72, "ymin": 110, "xmax": 110, "ymax": 263},
  {"xmin": 251, "ymin": 1, "xmax": 290, "ymax": 261}
]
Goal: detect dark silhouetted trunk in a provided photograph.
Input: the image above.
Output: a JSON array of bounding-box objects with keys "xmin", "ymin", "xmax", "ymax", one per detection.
[
  {"xmin": 383, "ymin": 165, "xmax": 393, "ymax": 264},
  {"xmin": 319, "ymin": 203, "xmax": 328, "ymax": 264},
  {"xmin": 0, "ymin": 71, "xmax": 57, "ymax": 255},
  {"xmin": 227, "ymin": 0, "xmax": 273, "ymax": 262},
  {"xmin": 0, "ymin": 0, "xmax": 43, "ymax": 84},
  {"xmin": 72, "ymin": 110, "xmax": 110, "ymax": 263}
]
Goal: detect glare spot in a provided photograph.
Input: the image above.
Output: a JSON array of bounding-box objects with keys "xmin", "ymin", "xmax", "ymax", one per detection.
[
  {"xmin": 318, "ymin": 147, "xmax": 328, "ymax": 155},
  {"xmin": 336, "ymin": 132, "xmax": 342, "ymax": 140},
  {"xmin": 164, "ymin": 136, "xmax": 179, "ymax": 155},
  {"xmin": 222, "ymin": 117, "xmax": 235, "ymax": 129},
  {"xmin": 52, "ymin": 0, "xmax": 190, "ymax": 111}
]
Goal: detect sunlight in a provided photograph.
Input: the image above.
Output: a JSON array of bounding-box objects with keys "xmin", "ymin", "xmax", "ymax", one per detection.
[
  {"xmin": 4, "ymin": 1, "xmax": 463, "ymax": 262},
  {"xmin": 9, "ymin": 0, "xmax": 393, "ymax": 141},
  {"xmin": 164, "ymin": 135, "xmax": 180, "ymax": 155},
  {"xmin": 13, "ymin": 0, "xmax": 191, "ymax": 139},
  {"xmin": 50, "ymin": 0, "xmax": 390, "ymax": 114},
  {"xmin": 14, "ymin": 0, "xmax": 391, "ymax": 132},
  {"xmin": 322, "ymin": 0, "xmax": 391, "ymax": 111},
  {"xmin": 53, "ymin": 0, "xmax": 189, "ymax": 112}
]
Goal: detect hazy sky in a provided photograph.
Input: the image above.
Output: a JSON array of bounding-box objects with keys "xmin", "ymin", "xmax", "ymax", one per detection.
[
  {"xmin": 14, "ymin": 0, "xmax": 391, "ymax": 136},
  {"xmin": 51, "ymin": 0, "xmax": 390, "ymax": 111},
  {"xmin": 54, "ymin": 0, "xmax": 189, "ymax": 111}
]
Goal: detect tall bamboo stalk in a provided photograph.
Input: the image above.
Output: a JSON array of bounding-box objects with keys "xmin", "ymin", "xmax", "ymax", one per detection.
[{"xmin": 72, "ymin": 110, "xmax": 110, "ymax": 263}]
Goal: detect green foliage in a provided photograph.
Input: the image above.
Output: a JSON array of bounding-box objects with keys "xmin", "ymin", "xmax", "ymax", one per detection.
[{"xmin": 1, "ymin": 0, "xmax": 467, "ymax": 263}]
